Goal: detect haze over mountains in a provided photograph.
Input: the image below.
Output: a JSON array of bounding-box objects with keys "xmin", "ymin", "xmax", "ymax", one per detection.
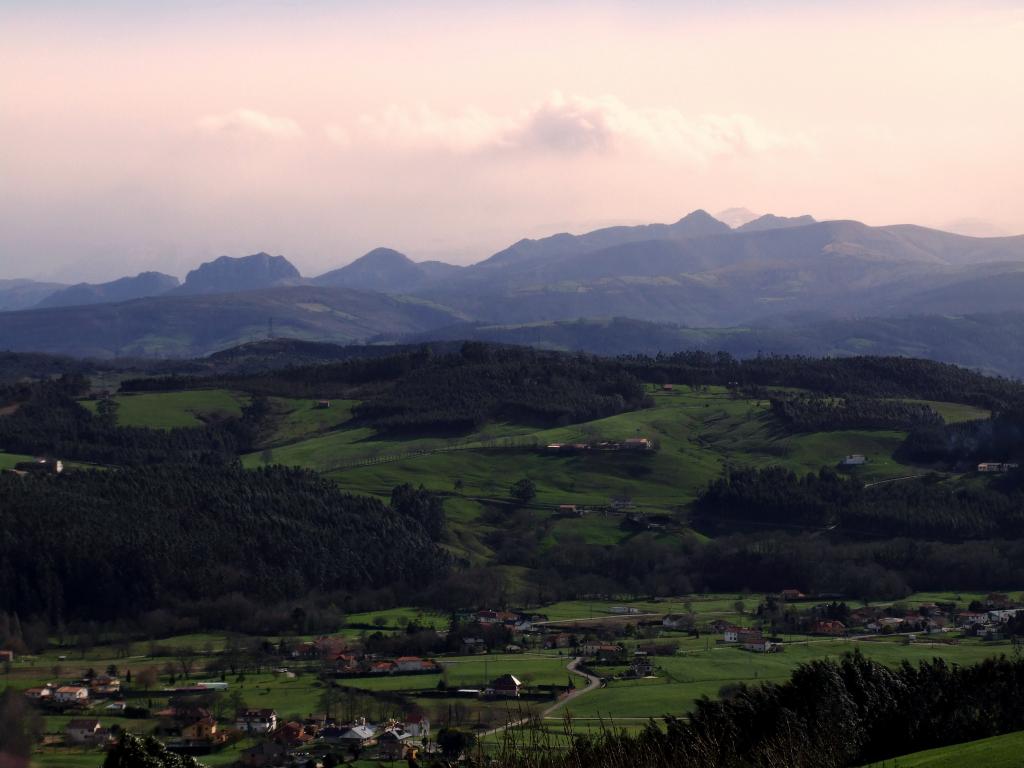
[{"xmin": 4, "ymin": 209, "xmax": 1024, "ymax": 371}]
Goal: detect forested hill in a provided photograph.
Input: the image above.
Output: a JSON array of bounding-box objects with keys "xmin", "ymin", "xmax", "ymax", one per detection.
[
  {"xmin": 0, "ymin": 465, "xmax": 450, "ymax": 623},
  {"xmin": 126, "ymin": 343, "xmax": 652, "ymax": 434}
]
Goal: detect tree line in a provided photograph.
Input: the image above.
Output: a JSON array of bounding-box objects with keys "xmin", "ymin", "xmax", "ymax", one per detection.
[
  {"xmin": 770, "ymin": 394, "xmax": 943, "ymax": 432},
  {"xmin": 692, "ymin": 467, "xmax": 1024, "ymax": 540}
]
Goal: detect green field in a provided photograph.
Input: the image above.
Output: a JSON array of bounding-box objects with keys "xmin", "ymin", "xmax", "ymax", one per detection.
[
  {"xmin": 0, "ymin": 450, "xmax": 34, "ymax": 469},
  {"xmin": 863, "ymin": 730, "xmax": 1024, "ymax": 767},
  {"xmin": 81, "ymin": 389, "xmax": 248, "ymax": 429},
  {"xmin": 567, "ymin": 636, "xmax": 1015, "ymax": 720},
  {"xmin": 246, "ymin": 386, "xmax": 929, "ymax": 506}
]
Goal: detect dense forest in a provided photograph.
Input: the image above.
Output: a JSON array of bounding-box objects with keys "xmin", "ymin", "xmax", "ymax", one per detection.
[
  {"xmin": 0, "ymin": 376, "xmax": 255, "ymax": 465},
  {"xmin": 692, "ymin": 467, "xmax": 1024, "ymax": 540},
  {"xmin": 495, "ymin": 652, "xmax": 1024, "ymax": 768},
  {"xmin": 769, "ymin": 394, "xmax": 943, "ymax": 432},
  {"xmin": 0, "ymin": 465, "xmax": 449, "ymax": 624},
  {"xmin": 622, "ymin": 351, "xmax": 1024, "ymax": 411}
]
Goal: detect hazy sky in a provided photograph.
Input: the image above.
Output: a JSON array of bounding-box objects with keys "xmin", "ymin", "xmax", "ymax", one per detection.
[{"xmin": 2, "ymin": 1, "xmax": 1023, "ymax": 282}]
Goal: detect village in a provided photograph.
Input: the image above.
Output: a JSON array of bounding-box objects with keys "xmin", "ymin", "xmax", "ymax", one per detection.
[{"xmin": 9, "ymin": 590, "xmax": 1024, "ymax": 767}]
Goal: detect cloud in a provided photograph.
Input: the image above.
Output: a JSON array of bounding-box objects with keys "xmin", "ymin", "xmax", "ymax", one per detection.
[
  {"xmin": 195, "ymin": 108, "xmax": 304, "ymax": 139},
  {"xmin": 332, "ymin": 92, "xmax": 808, "ymax": 162}
]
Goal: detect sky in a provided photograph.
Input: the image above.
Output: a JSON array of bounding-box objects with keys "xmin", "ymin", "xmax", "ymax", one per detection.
[{"xmin": 2, "ymin": 0, "xmax": 1023, "ymax": 282}]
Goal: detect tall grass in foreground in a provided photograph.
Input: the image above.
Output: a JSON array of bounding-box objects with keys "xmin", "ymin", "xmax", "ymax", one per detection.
[{"xmin": 474, "ymin": 709, "xmax": 851, "ymax": 768}]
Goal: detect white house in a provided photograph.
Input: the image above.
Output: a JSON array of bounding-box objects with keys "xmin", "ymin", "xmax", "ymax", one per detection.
[
  {"xmin": 65, "ymin": 719, "xmax": 102, "ymax": 744},
  {"xmin": 235, "ymin": 708, "xmax": 278, "ymax": 734},
  {"xmin": 841, "ymin": 454, "xmax": 866, "ymax": 466},
  {"xmin": 54, "ymin": 686, "xmax": 89, "ymax": 704},
  {"xmin": 723, "ymin": 627, "xmax": 741, "ymax": 643}
]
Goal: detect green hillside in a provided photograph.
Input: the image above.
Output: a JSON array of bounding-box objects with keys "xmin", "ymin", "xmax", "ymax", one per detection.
[
  {"xmin": 81, "ymin": 388, "xmax": 248, "ymax": 428},
  {"xmin": 862, "ymin": 730, "xmax": 1024, "ymax": 767}
]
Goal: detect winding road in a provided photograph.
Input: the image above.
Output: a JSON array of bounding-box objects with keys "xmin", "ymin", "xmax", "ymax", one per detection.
[{"xmin": 480, "ymin": 656, "xmax": 603, "ymax": 739}]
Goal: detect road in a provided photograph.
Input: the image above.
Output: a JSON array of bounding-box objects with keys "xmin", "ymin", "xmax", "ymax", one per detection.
[{"xmin": 479, "ymin": 656, "xmax": 603, "ymax": 738}]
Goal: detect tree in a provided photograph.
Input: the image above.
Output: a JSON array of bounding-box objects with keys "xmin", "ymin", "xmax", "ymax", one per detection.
[
  {"xmin": 136, "ymin": 666, "xmax": 159, "ymax": 691},
  {"xmin": 436, "ymin": 727, "xmax": 475, "ymax": 759},
  {"xmin": 103, "ymin": 732, "xmax": 208, "ymax": 767},
  {"xmin": 510, "ymin": 478, "xmax": 537, "ymax": 506},
  {"xmin": 0, "ymin": 688, "xmax": 43, "ymax": 763},
  {"xmin": 176, "ymin": 646, "xmax": 196, "ymax": 678}
]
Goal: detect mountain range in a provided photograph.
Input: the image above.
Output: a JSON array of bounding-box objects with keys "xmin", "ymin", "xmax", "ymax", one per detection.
[{"xmin": 3, "ymin": 210, "xmax": 1024, "ymax": 365}]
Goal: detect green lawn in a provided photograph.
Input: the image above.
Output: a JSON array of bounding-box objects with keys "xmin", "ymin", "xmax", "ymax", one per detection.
[
  {"xmin": 81, "ymin": 389, "xmax": 247, "ymax": 429},
  {"xmin": 863, "ymin": 729, "xmax": 1024, "ymax": 767}
]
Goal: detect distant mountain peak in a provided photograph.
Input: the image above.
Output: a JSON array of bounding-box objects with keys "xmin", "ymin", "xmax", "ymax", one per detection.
[
  {"xmin": 175, "ymin": 252, "xmax": 301, "ymax": 295},
  {"xmin": 36, "ymin": 271, "xmax": 180, "ymax": 308},
  {"xmin": 313, "ymin": 247, "xmax": 441, "ymax": 294}
]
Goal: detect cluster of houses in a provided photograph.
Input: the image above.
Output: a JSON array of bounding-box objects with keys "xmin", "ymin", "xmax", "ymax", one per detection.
[
  {"xmin": 24, "ymin": 673, "xmax": 122, "ymax": 709},
  {"xmin": 236, "ymin": 714, "xmax": 431, "ymax": 766},
  {"xmin": 329, "ymin": 654, "xmax": 441, "ymax": 677},
  {"xmin": 544, "ymin": 437, "xmax": 655, "ymax": 453}
]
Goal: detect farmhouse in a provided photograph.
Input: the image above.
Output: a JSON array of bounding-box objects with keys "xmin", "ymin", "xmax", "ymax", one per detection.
[
  {"xmin": 338, "ymin": 723, "xmax": 377, "ymax": 748},
  {"xmin": 978, "ymin": 462, "xmax": 1020, "ymax": 473},
  {"xmin": 239, "ymin": 741, "xmax": 288, "ymax": 767},
  {"xmin": 662, "ymin": 614, "xmax": 694, "ymax": 630},
  {"xmin": 780, "ymin": 589, "xmax": 806, "ymax": 601},
  {"xmin": 378, "ymin": 726, "xmax": 415, "ymax": 759},
  {"xmin": 14, "ymin": 458, "xmax": 63, "ymax": 474},
  {"xmin": 54, "ymin": 685, "xmax": 89, "ymax": 704},
  {"xmin": 315, "ymin": 400, "xmax": 331, "ymax": 409},
  {"xmin": 485, "ymin": 674, "xmax": 523, "ymax": 698},
  {"xmin": 813, "ymin": 620, "xmax": 847, "ymax": 636},
  {"xmin": 609, "ymin": 605, "xmax": 641, "ymax": 615},
  {"xmin": 623, "ymin": 437, "xmax": 653, "ymax": 451},
  {"xmin": 24, "ymin": 686, "xmax": 52, "ymax": 701},
  {"xmin": 461, "ymin": 637, "xmax": 488, "ymax": 654},
  {"xmin": 65, "ymin": 718, "xmax": 103, "ymax": 745},
  {"xmin": 0, "ymin": 650, "xmax": 13, "ymax": 662},
  {"xmin": 723, "ymin": 626, "xmax": 742, "ymax": 643},
  {"xmin": 840, "ymin": 454, "xmax": 866, "ymax": 466},
  {"xmin": 235, "ymin": 708, "xmax": 278, "ymax": 734}
]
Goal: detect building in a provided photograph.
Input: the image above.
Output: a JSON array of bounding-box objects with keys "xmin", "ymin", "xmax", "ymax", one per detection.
[
  {"xmin": 723, "ymin": 627, "xmax": 742, "ymax": 643},
  {"xmin": 978, "ymin": 462, "xmax": 1020, "ymax": 473},
  {"xmin": 239, "ymin": 741, "xmax": 289, "ymax": 767},
  {"xmin": 14, "ymin": 458, "xmax": 63, "ymax": 474},
  {"xmin": 378, "ymin": 727, "xmax": 415, "ymax": 759},
  {"xmin": 235, "ymin": 708, "xmax": 278, "ymax": 734},
  {"xmin": 0, "ymin": 650, "xmax": 14, "ymax": 662},
  {"xmin": 65, "ymin": 719, "xmax": 103, "ymax": 745},
  {"xmin": 54, "ymin": 686, "xmax": 89, "ymax": 704},
  {"xmin": 180, "ymin": 715, "xmax": 220, "ymax": 742},
  {"xmin": 404, "ymin": 713, "xmax": 430, "ymax": 739},
  {"xmin": 24, "ymin": 686, "xmax": 52, "ymax": 701},
  {"xmin": 338, "ymin": 723, "xmax": 377, "ymax": 748},
  {"xmin": 609, "ymin": 605, "xmax": 641, "ymax": 615},
  {"xmin": 485, "ymin": 674, "xmax": 523, "ymax": 698},
  {"xmin": 91, "ymin": 675, "xmax": 121, "ymax": 697},
  {"xmin": 662, "ymin": 614, "xmax": 694, "ymax": 630},
  {"xmin": 840, "ymin": 454, "xmax": 866, "ymax": 466},
  {"xmin": 315, "ymin": 400, "xmax": 331, "ymax": 409},
  {"xmin": 813, "ymin": 620, "xmax": 846, "ymax": 636},
  {"xmin": 623, "ymin": 437, "xmax": 653, "ymax": 451},
  {"xmin": 461, "ymin": 637, "xmax": 488, "ymax": 654},
  {"xmin": 780, "ymin": 589, "xmax": 806, "ymax": 601}
]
